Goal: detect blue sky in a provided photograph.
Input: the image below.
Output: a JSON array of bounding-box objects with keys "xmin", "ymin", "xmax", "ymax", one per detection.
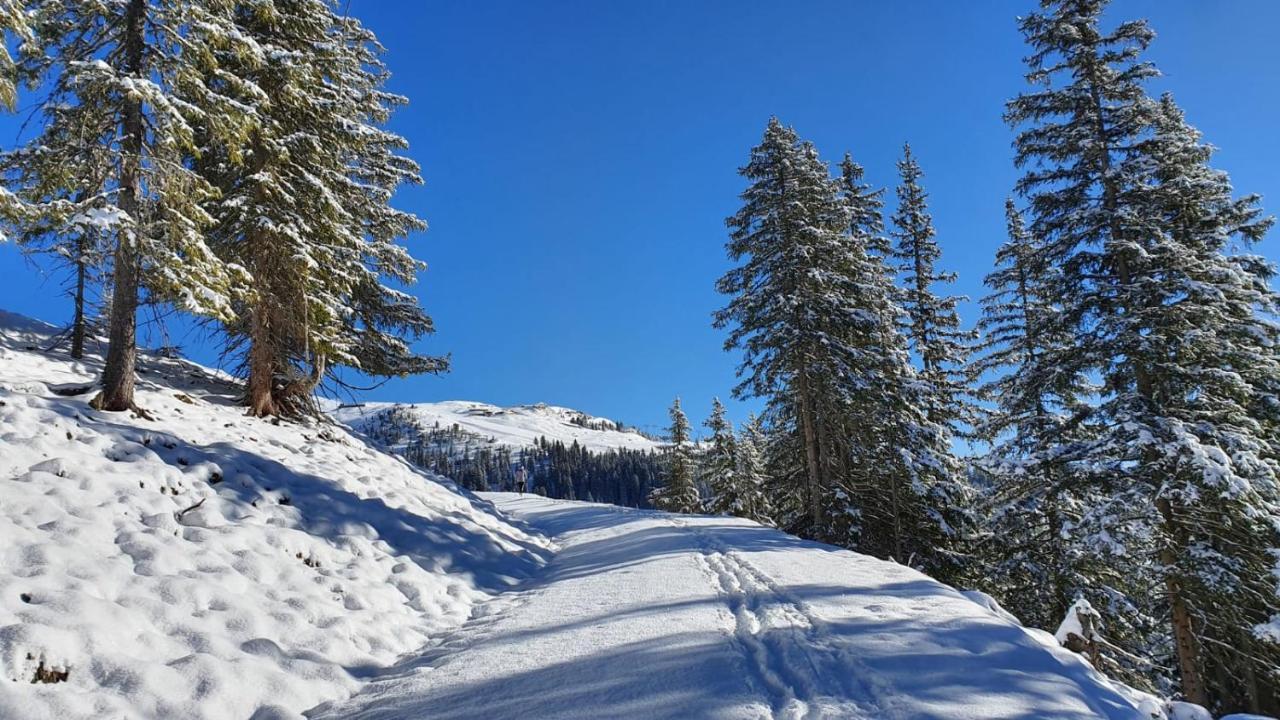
[{"xmin": 1, "ymin": 1, "xmax": 1278, "ymax": 436}]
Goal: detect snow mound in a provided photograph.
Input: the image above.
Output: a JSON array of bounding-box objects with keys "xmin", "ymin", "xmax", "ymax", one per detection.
[
  {"xmin": 0, "ymin": 314, "xmax": 550, "ymax": 719},
  {"xmin": 329, "ymin": 399, "xmax": 661, "ymax": 454}
]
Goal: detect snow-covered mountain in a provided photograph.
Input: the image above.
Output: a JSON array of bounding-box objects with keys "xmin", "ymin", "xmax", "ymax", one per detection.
[{"xmin": 329, "ymin": 400, "xmax": 663, "ymax": 454}]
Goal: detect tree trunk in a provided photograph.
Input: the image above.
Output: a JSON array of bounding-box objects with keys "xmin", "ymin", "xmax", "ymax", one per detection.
[
  {"xmin": 246, "ymin": 299, "xmax": 277, "ymax": 417},
  {"xmin": 93, "ymin": 0, "xmax": 146, "ymax": 412},
  {"xmin": 1158, "ymin": 497, "xmax": 1208, "ymax": 706},
  {"xmin": 797, "ymin": 373, "xmax": 822, "ymax": 532},
  {"xmin": 70, "ymin": 232, "xmax": 88, "ymax": 359}
]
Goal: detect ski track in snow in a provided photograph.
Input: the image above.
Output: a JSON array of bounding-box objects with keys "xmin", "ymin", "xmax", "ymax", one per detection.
[
  {"xmin": 685, "ymin": 518, "xmax": 881, "ymax": 720},
  {"xmin": 314, "ymin": 494, "xmax": 1156, "ymax": 720}
]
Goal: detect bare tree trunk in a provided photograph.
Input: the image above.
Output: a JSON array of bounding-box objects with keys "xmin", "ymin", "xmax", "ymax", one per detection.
[
  {"xmin": 70, "ymin": 233, "xmax": 88, "ymax": 359},
  {"xmin": 93, "ymin": 0, "xmax": 145, "ymax": 412},
  {"xmin": 1158, "ymin": 497, "xmax": 1208, "ymax": 706},
  {"xmin": 246, "ymin": 299, "xmax": 277, "ymax": 417},
  {"xmin": 797, "ymin": 373, "xmax": 822, "ymax": 532}
]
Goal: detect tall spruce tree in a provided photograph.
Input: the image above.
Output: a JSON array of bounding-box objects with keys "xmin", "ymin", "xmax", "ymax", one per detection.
[
  {"xmin": 890, "ymin": 143, "xmax": 974, "ymax": 434},
  {"xmin": 716, "ymin": 119, "xmax": 876, "ymax": 538},
  {"xmin": 202, "ymin": 0, "xmax": 444, "ymax": 416},
  {"xmin": 650, "ymin": 397, "xmax": 700, "ymax": 513},
  {"xmin": 6, "ymin": 0, "xmax": 253, "ymax": 411},
  {"xmin": 974, "ymin": 200, "xmax": 1120, "ymax": 643},
  {"xmin": 1008, "ymin": 0, "xmax": 1280, "ymax": 709}
]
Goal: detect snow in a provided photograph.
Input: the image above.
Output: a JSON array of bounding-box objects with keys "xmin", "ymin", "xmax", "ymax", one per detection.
[
  {"xmin": 315, "ymin": 494, "xmax": 1166, "ymax": 720},
  {"xmin": 0, "ymin": 311, "xmax": 1229, "ymax": 720},
  {"xmin": 329, "ymin": 399, "xmax": 662, "ymax": 454},
  {"xmin": 0, "ymin": 314, "xmax": 548, "ymax": 719}
]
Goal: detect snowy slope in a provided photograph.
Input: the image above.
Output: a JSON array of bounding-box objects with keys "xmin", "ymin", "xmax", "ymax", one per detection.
[
  {"xmin": 314, "ymin": 494, "xmax": 1171, "ymax": 720},
  {"xmin": 329, "ymin": 400, "xmax": 662, "ymax": 454},
  {"xmin": 0, "ymin": 313, "xmax": 550, "ymax": 719}
]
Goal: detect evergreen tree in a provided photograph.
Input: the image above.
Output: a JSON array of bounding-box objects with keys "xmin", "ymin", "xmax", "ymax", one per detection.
[
  {"xmin": 890, "ymin": 143, "xmax": 974, "ymax": 434},
  {"xmin": 974, "ymin": 199, "xmax": 1117, "ymax": 642},
  {"xmin": 715, "ymin": 118, "xmax": 865, "ymax": 536},
  {"xmin": 203, "ymin": 0, "xmax": 444, "ymax": 416},
  {"xmin": 731, "ymin": 413, "xmax": 775, "ymax": 525},
  {"xmin": 650, "ymin": 397, "xmax": 700, "ymax": 513},
  {"xmin": 701, "ymin": 397, "xmax": 740, "ymax": 516},
  {"xmin": 0, "ymin": 0, "xmax": 31, "ymax": 111},
  {"xmin": 5, "ymin": 0, "xmax": 253, "ymax": 411},
  {"xmin": 1007, "ymin": 0, "xmax": 1280, "ymax": 709}
]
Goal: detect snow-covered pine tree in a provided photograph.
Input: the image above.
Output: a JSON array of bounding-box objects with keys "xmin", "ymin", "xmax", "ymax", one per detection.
[
  {"xmin": 650, "ymin": 397, "xmax": 700, "ymax": 513},
  {"xmin": 1113, "ymin": 93, "xmax": 1280, "ymax": 712},
  {"xmin": 890, "ymin": 143, "xmax": 975, "ymax": 435},
  {"xmin": 831, "ymin": 149, "xmax": 971, "ymax": 584},
  {"xmin": 716, "ymin": 118, "xmax": 871, "ymax": 538},
  {"xmin": 973, "ymin": 199, "xmax": 1114, "ymax": 635},
  {"xmin": 5, "ymin": 0, "xmax": 253, "ymax": 411},
  {"xmin": 731, "ymin": 413, "xmax": 775, "ymax": 526},
  {"xmin": 200, "ymin": 0, "xmax": 445, "ymax": 416},
  {"xmin": 1008, "ymin": 1, "xmax": 1280, "ymax": 709},
  {"xmin": 701, "ymin": 397, "xmax": 740, "ymax": 516}
]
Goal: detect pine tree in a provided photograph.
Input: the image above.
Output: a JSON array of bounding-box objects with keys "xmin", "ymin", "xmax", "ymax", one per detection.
[
  {"xmin": 1007, "ymin": 0, "xmax": 1280, "ymax": 709},
  {"xmin": 6, "ymin": 0, "xmax": 253, "ymax": 411},
  {"xmin": 650, "ymin": 397, "xmax": 700, "ymax": 513},
  {"xmin": 701, "ymin": 397, "xmax": 740, "ymax": 516},
  {"xmin": 732, "ymin": 413, "xmax": 775, "ymax": 525},
  {"xmin": 890, "ymin": 143, "xmax": 974, "ymax": 434},
  {"xmin": 203, "ymin": 0, "xmax": 445, "ymax": 416},
  {"xmin": 715, "ymin": 118, "xmax": 865, "ymax": 536},
  {"xmin": 833, "ymin": 149, "xmax": 971, "ymax": 582},
  {"xmin": 974, "ymin": 199, "xmax": 1112, "ymax": 637}
]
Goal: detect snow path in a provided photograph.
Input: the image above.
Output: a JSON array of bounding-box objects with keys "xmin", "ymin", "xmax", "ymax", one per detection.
[{"xmin": 309, "ymin": 494, "xmax": 1154, "ymax": 720}]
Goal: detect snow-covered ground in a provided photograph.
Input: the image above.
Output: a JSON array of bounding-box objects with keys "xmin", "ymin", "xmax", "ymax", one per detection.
[
  {"xmin": 329, "ymin": 400, "xmax": 662, "ymax": 454},
  {"xmin": 0, "ymin": 313, "xmax": 549, "ymax": 719},
  {"xmin": 313, "ymin": 494, "xmax": 1168, "ymax": 720},
  {"xmin": 0, "ymin": 311, "xmax": 1238, "ymax": 719}
]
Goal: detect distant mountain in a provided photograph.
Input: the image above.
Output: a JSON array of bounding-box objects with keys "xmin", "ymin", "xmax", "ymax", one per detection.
[{"xmin": 328, "ymin": 400, "xmax": 663, "ymax": 455}]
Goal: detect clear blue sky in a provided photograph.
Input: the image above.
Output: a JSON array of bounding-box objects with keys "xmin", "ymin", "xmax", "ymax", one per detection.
[{"xmin": 2, "ymin": 1, "xmax": 1278, "ymax": 436}]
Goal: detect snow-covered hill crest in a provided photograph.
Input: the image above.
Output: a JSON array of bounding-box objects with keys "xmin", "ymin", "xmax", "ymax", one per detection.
[
  {"xmin": 329, "ymin": 399, "xmax": 663, "ymax": 454},
  {"xmin": 0, "ymin": 314, "xmax": 550, "ymax": 719}
]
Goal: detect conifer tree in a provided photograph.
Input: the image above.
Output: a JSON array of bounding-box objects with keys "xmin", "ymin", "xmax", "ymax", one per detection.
[
  {"xmin": 890, "ymin": 143, "xmax": 974, "ymax": 434},
  {"xmin": 651, "ymin": 397, "xmax": 700, "ymax": 513},
  {"xmin": 5, "ymin": 0, "xmax": 253, "ymax": 411},
  {"xmin": 731, "ymin": 414, "xmax": 775, "ymax": 525},
  {"xmin": 716, "ymin": 118, "xmax": 866, "ymax": 536},
  {"xmin": 833, "ymin": 149, "xmax": 971, "ymax": 582},
  {"xmin": 1008, "ymin": 0, "xmax": 1280, "ymax": 709},
  {"xmin": 701, "ymin": 397, "xmax": 740, "ymax": 516},
  {"xmin": 203, "ymin": 0, "xmax": 444, "ymax": 416},
  {"xmin": 974, "ymin": 199, "xmax": 1107, "ymax": 634}
]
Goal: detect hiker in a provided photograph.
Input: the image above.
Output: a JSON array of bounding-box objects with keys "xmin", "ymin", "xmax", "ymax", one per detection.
[{"xmin": 514, "ymin": 466, "xmax": 527, "ymax": 495}]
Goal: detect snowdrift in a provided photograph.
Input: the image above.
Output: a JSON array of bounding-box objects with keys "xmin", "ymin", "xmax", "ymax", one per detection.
[{"xmin": 0, "ymin": 312, "xmax": 549, "ymax": 719}]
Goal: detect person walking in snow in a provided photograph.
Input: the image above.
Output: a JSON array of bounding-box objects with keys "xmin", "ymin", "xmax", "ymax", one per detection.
[{"xmin": 514, "ymin": 466, "xmax": 527, "ymax": 495}]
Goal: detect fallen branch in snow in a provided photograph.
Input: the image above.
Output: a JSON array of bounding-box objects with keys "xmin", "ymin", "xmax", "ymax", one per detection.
[{"xmin": 174, "ymin": 497, "xmax": 207, "ymax": 522}]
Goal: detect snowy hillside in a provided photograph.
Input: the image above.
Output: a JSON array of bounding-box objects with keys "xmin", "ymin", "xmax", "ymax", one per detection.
[
  {"xmin": 0, "ymin": 313, "xmax": 549, "ymax": 719},
  {"xmin": 330, "ymin": 400, "xmax": 662, "ymax": 454}
]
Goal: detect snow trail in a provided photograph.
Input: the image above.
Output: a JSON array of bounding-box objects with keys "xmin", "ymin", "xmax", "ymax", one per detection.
[{"xmin": 310, "ymin": 494, "xmax": 1158, "ymax": 720}]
